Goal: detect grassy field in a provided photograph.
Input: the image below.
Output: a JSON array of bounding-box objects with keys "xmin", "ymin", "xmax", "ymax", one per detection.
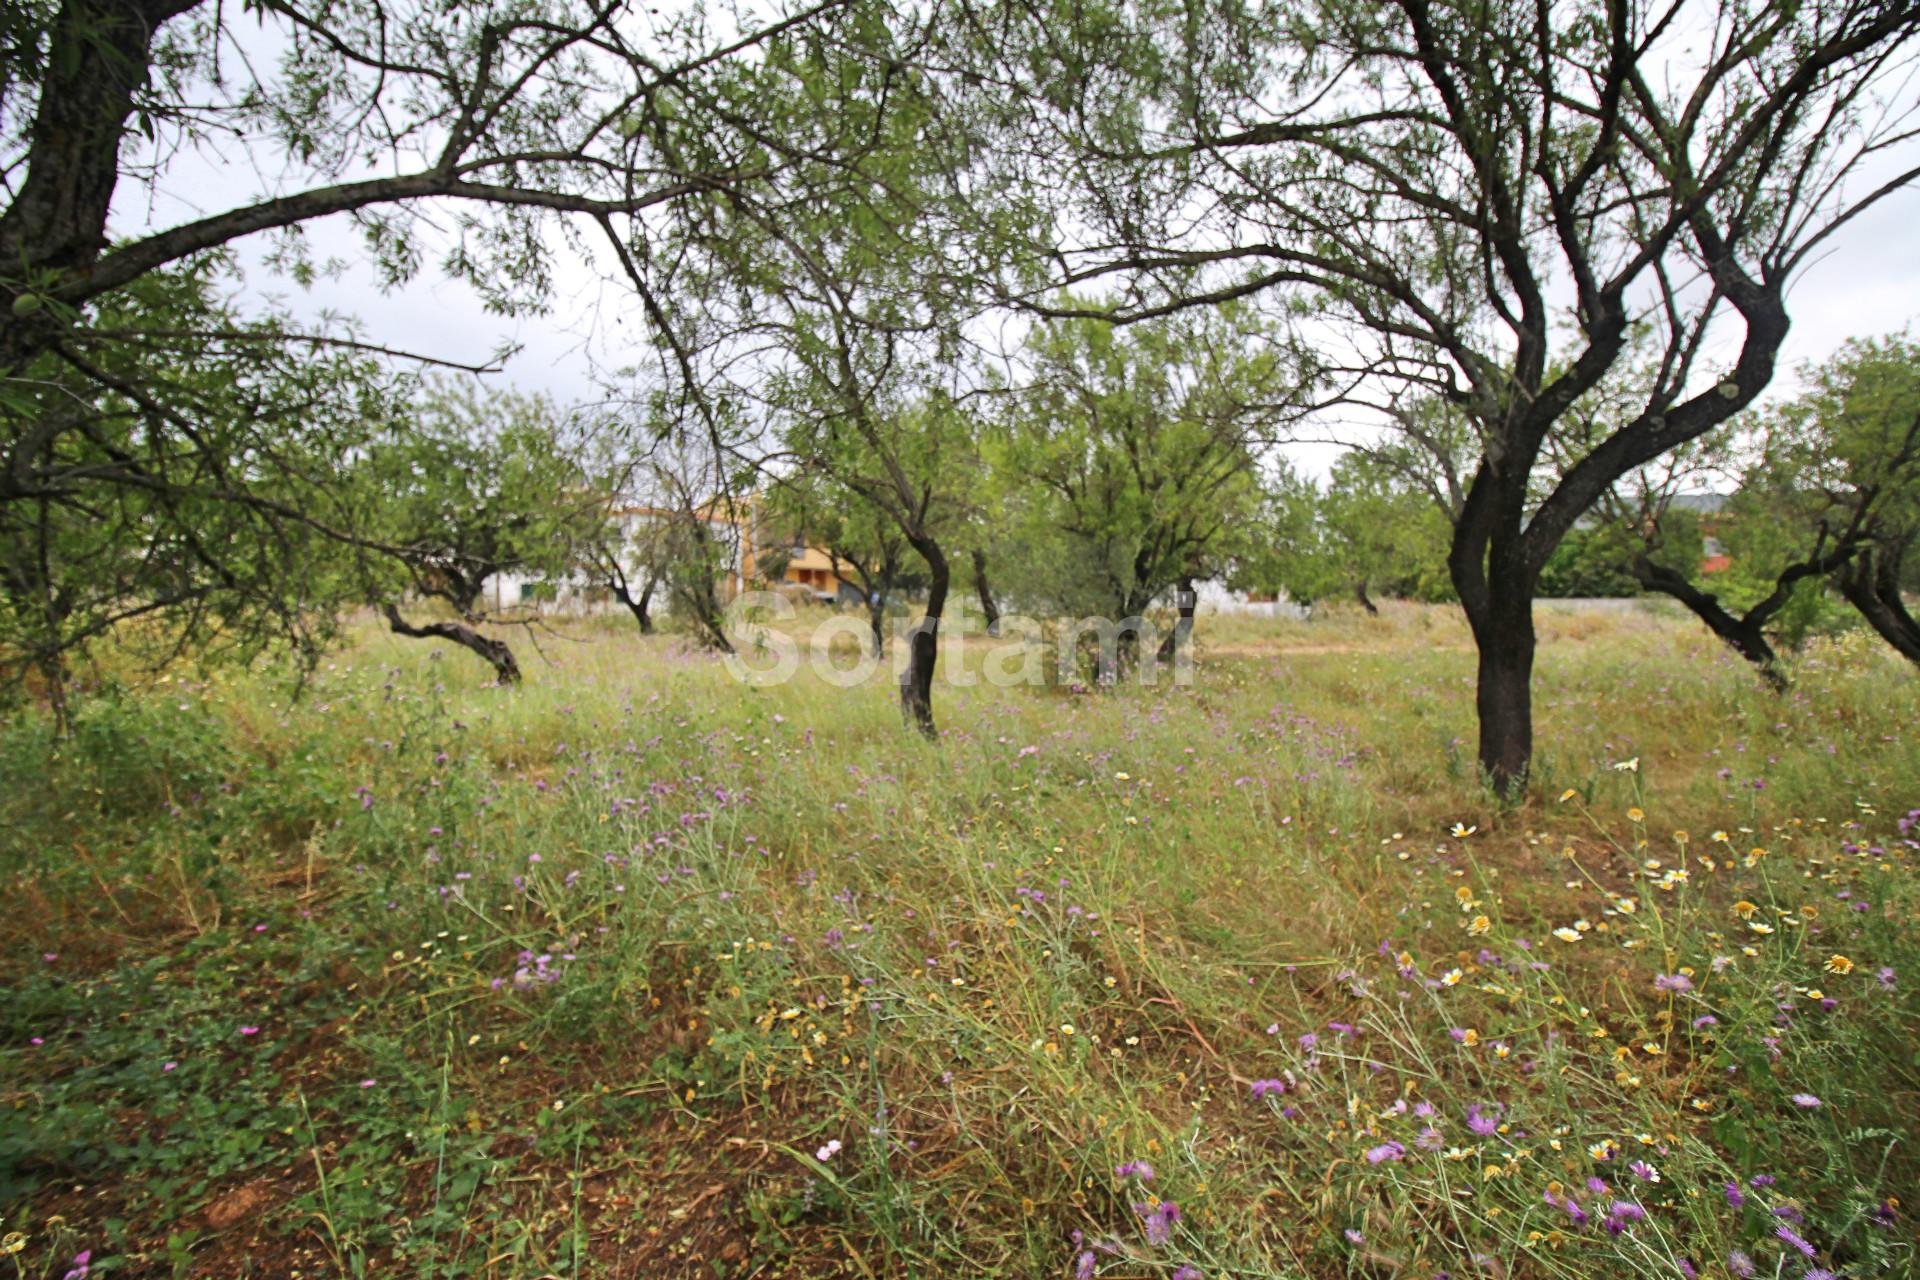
[{"xmin": 1, "ymin": 603, "xmax": 1916, "ymax": 1280}]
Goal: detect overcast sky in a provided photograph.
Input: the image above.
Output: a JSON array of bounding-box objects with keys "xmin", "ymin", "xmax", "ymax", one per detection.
[
  {"xmin": 117, "ymin": 9, "xmax": 1920, "ymax": 484},
  {"xmin": 182, "ymin": 177, "xmax": 1918, "ymax": 473}
]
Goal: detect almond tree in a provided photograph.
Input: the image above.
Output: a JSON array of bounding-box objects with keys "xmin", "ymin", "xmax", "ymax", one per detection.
[
  {"xmin": 360, "ymin": 380, "xmax": 604, "ymax": 682},
  {"xmin": 956, "ymin": 0, "xmax": 1920, "ymax": 794},
  {"xmin": 765, "ymin": 468, "xmax": 916, "ymax": 656},
  {"xmin": 0, "ymin": 256, "xmax": 397, "ymax": 722},
  {"xmin": 0, "ymin": 0, "xmax": 918, "ymax": 694},
  {"xmin": 0, "ymin": 0, "xmax": 899, "ymax": 360},
  {"xmin": 634, "ymin": 30, "xmax": 996, "ymax": 737},
  {"xmin": 1622, "ymin": 335, "xmax": 1920, "ymax": 680},
  {"xmin": 992, "ymin": 303, "xmax": 1281, "ymax": 671}
]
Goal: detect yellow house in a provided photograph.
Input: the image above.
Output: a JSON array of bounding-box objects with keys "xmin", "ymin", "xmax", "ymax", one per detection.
[{"xmin": 774, "ymin": 542, "xmax": 846, "ymax": 597}]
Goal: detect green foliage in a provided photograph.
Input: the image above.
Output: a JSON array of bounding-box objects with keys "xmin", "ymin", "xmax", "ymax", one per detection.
[
  {"xmin": 990, "ymin": 303, "xmax": 1279, "ymax": 617},
  {"xmin": 1230, "ymin": 459, "xmax": 1339, "ymax": 605},
  {"xmin": 1630, "ymin": 333, "xmax": 1920, "ymax": 653},
  {"xmin": 356, "ymin": 378, "xmax": 602, "ymax": 616},
  {"xmin": 1237, "ymin": 452, "xmax": 1455, "ymax": 608},
  {"xmin": 0, "ymin": 256, "xmax": 396, "ymax": 704},
  {"xmin": 1731, "ymin": 335, "xmax": 1920, "ymax": 642},
  {"xmin": 1538, "ymin": 521, "xmax": 1649, "ymax": 599},
  {"xmin": 1320, "ymin": 451, "xmax": 1456, "ymax": 602},
  {"xmin": 763, "ymin": 464, "xmax": 920, "ymax": 613}
]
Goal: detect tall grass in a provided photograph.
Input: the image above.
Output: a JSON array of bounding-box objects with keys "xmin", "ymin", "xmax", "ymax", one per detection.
[{"xmin": 1, "ymin": 607, "xmax": 1914, "ymax": 1278}]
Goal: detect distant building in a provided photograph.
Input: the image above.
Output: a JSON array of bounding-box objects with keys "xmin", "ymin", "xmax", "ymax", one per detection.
[
  {"xmin": 1192, "ymin": 579, "xmax": 1311, "ymax": 618},
  {"xmin": 482, "ymin": 493, "xmax": 847, "ymax": 611},
  {"xmin": 689, "ymin": 495, "xmax": 846, "ymax": 602},
  {"xmin": 1672, "ymin": 492, "xmax": 1733, "ymax": 574}
]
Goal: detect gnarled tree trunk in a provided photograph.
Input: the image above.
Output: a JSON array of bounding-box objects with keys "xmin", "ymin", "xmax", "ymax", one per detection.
[
  {"xmin": 607, "ymin": 564, "xmax": 656, "ymax": 635},
  {"xmin": 0, "ymin": 0, "xmax": 177, "ymax": 369},
  {"xmin": 1452, "ymin": 505, "xmax": 1538, "ymax": 801},
  {"xmin": 900, "ymin": 539, "xmax": 948, "ymax": 739},
  {"xmin": 1354, "ymin": 580, "xmax": 1379, "ymax": 615},
  {"xmin": 383, "ymin": 604, "xmax": 521, "ymax": 684},
  {"xmin": 1156, "ymin": 575, "xmax": 1196, "ymax": 665},
  {"xmin": 684, "ymin": 588, "xmax": 734, "ymax": 654},
  {"xmin": 971, "ymin": 548, "xmax": 1001, "ymax": 636},
  {"xmin": 1469, "ymin": 596, "xmax": 1534, "ymax": 798},
  {"xmin": 1631, "ymin": 557, "xmax": 1788, "ymax": 691},
  {"xmin": 1839, "ymin": 545, "xmax": 1920, "ymax": 665}
]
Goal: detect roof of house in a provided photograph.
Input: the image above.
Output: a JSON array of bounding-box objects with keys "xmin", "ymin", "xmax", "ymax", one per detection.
[{"xmin": 1668, "ymin": 491, "xmax": 1730, "ymax": 514}]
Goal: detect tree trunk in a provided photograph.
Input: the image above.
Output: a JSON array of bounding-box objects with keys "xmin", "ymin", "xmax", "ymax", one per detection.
[
  {"xmin": 866, "ymin": 588, "xmax": 887, "ymax": 658},
  {"xmin": 0, "ymin": 0, "xmax": 180, "ymax": 369},
  {"xmin": 608, "ymin": 567, "xmax": 655, "ymax": 634},
  {"xmin": 1156, "ymin": 575, "xmax": 1196, "ymax": 664},
  {"xmin": 384, "ymin": 604, "xmax": 521, "ymax": 684},
  {"xmin": 1470, "ymin": 598, "xmax": 1535, "ymax": 800},
  {"xmin": 971, "ymin": 548, "xmax": 1001, "ymax": 636},
  {"xmin": 671, "ymin": 574, "xmax": 734, "ymax": 654},
  {"xmin": 691, "ymin": 597, "xmax": 734, "ymax": 654},
  {"xmin": 41, "ymin": 653, "xmax": 72, "ymax": 740},
  {"xmin": 1631, "ymin": 557, "xmax": 1788, "ymax": 690},
  {"xmin": 1354, "ymin": 580, "xmax": 1379, "ymax": 615},
  {"xmin": 1840, "ymin": 546, "xmax": 1920, "ymax": 665},
  {"xmin": 1450, "ymin": 466, "xmax": 1546, "ymax": 802},
  {"xmin": 1108, "ymin": 590, "xmax": 1153, "ymax": 678},
  {"xmin": 1454, "ymin": 513, "xmax": 1538, "ymax": 800},
  {"xmin": 634, "ymin": 576, "xmax": 655, "ymax": 634},
  {"xmin": 900, "ymin": 541, "xmax": 948, "ymax": 739}
]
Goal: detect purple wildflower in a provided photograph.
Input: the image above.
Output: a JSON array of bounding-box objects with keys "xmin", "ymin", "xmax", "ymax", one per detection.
[
  {"xmin": 1114, "ymin": 1160, "xmax": 1155, "ymax": 1180},
  {"xmin": 1603, "ymin": 1201, "xmax": 1647, "ymax": 1236},
  {"xmin": 1250, "ymin": 1078, "xmax": 1288, "ymax": 1100},
  {"xmin": 1545, "ymin": 1191, "xmax": 1588, "ymax": 1227},
  {"xmin": 1727, "ymin": 1250, "xmax": 1755, "ymax": 1279},
  {"xmin": 1790, "ymin": 1093, "xmax": 1822, "ymax": 1108},
  {"xmin": 1466, "ymin": 1103, "xmax": 1501, "ymax": 1137},
  {"xmin": 1135, "ymin": 1200, "xmax": 1180, "ymax": 1245},
  {"xmin": 1776, "ymin": 1225, "xmax": 1816, "ymax": 1258},
  {"xmin": 1654, "ymin": 973, "xmax": 1693, "ymax": 992},
  {"xmin": 1365, "ymin": 1141, "xmax": 1406, "ymax": 1164}
]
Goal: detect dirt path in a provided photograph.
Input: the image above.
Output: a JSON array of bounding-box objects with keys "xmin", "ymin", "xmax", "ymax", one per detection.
[{"xmin": 1201, "ymin": 641, "xmax": 1473, "ymax": 657}]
